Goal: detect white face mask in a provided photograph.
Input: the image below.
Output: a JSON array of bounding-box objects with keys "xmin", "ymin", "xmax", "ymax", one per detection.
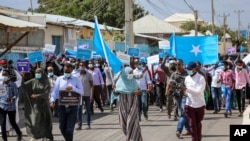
[
  {"xmin": 187, "ymin": 70, "xmax": 193, "ymax": 75},
  {"xmin": 88, "ymin": 64, "xmax": 94, "ymax": 68},
  {"xmin": 127, "ymin": 74, "xmax": 134, "ymax": 80}
]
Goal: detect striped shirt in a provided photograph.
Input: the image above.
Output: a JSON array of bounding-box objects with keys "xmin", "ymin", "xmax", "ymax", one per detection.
[{"xmin": 0, "ymin": 81, "xmax": 18, "ymax": 111}]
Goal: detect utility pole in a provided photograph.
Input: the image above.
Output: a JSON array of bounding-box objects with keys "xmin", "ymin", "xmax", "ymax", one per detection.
[
  {"xmin": 184, "ymin": 0, "xmax": 198, "ymax": 36},
  {"xmin": 30, "ymin": 0, "xmax": 34, "ymax": 15},
  {"xmin": 219, "ymin": 13, "xmax": 230, "ymax": 54},
  {"xmin": 211, "ymin": 0, "xmax": 215, "ymax": 34},
  {"xmin": 234, "ymin": 10, "xmax": 244, "ymax": 40},
  {"xmin": 125, "ymin": 0, "xmax": 134, "ymax": 49}
]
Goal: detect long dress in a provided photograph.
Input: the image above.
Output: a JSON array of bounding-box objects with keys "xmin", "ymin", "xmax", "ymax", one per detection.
[{"xmin": 21, "ymin": 73, "xmax": 53, "ymax": 140}]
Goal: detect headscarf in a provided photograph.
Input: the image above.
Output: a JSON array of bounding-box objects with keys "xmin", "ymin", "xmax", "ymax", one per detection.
[
  {"xmin": 34, "ymin": 68, "xmax": 49, "ymax": 83},
  {"xmin": 115, "ymin": 67, "xmax": 139, "ymax": 94}
]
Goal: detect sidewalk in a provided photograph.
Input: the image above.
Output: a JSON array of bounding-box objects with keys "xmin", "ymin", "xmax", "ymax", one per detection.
[{"xmin": 242, "ymin": 105, "xmax": 250, "ymax": 124}]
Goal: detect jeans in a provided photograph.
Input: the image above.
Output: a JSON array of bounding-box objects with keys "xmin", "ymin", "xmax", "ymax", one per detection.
[
  {"xmin": 0, "ymin": 109, "xmax": 22, "ymax": 141},
  {"xmin": 137, "ymin": 90, "xmax": 148, "ymax": 119},
  {"xmin": 211, "ymin": 87, "xmax": 222, "ymax": 111},
  {"xmin": 224, "ymin": 87, "xmax": 232, "ymax": 113},
  {"xmin": 77, "ymin": 96, "xmax": 91, "ymax": 126},
  {"xmin": 176, "ymin": 96, "xmax": 190, "ymax": 133},
  {"xmin": 235, "ymin": 88, "xmax": 246, "ymax": 113},
  {"xmin": 156, "ymin": 83, "xmax": 165, "ymax": 109},
  {"xmin": 58, "ymin": 105, "xmax": 78, "ymax": 141}
]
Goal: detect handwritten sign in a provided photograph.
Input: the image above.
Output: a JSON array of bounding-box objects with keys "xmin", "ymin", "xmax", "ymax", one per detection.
[
  {"xmin": 76, "ymin": 49, "xmax": 92, "ymax": 60},
  {"xmin": 147, "ymin": 54, "xmax": 159, "ymax": 65},
  {"xmin": 16, "ymin": 59, "xmax": 29, "ymax": 72},
  {"xmin": 27, "ymin": 50, "xmax": 43, "ymax": 63},
  {"xmin": 128, "ymin": 48, "xmax": 140, "ymax": 57},
  {"xmin": 59, "ymin": 90, "xmax": 81, "ymax": 106}
]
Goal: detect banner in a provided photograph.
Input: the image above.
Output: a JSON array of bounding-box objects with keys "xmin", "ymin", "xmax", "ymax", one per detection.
[
  {"xmin": 116, "ymin": 52, "xmax": 130, "ymax": 64},
  {"xmin": 76, "ymin": 49, "xmax": 92, "ymax": 60},
  {"xmin": 127, "ymin": 47, "xmax": 140, "ymax": 57},
  {"xmin": 159, "ymin": 40, "xmax": 170, "ymax": 49}
]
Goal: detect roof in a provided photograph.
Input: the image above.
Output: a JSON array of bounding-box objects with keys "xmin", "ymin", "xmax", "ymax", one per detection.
[
  {"xmin": 164, "ymin": 13, "xmax": 204, "ymax": 22},
  {"xmin": 0, "ymin": 15, "xmax": 45, "ymax": 28},
  {"xmin": 30, "ymin": 13, "xmax": 122, "ymax": 30},
  {"xmin": 183, "ymin": 30, "xmax": 204, "ymax": 36},
  {"xmin": 133, "ymin": 15, "xmax": 184, "ymax": 34},
  {"xmin": 135, "ymin": 33, "xmax": 165, "ymax": 41}
]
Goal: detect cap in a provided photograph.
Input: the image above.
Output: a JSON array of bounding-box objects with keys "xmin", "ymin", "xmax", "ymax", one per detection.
[
  {"xmin": 0, "ymin": 59, "xmax": 7, "ymax": 65},
  {"xmin": 139, "ymin": 57, "xmax": 147, "ymax": 63},
  {"xmin": 186, "ymin": 61, "xmax": 197, "ymax": 70}
]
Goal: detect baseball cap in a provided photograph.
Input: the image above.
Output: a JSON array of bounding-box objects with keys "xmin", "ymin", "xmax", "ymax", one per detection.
[{"xmin": 186, "ymin": 61, "xmax": 197, "ymax": 70}]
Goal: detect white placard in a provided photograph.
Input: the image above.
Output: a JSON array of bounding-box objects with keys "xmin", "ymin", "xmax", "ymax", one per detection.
[
  {"xmin": 64, "ymin": 43, "xmax": 75, "ymax": 50},
  {"xmin": 44, "ymin": 44, "xmax": 56, "ymax": 53},
  {"xmin": 116, "ymin": 52, "xmax": 130, "ymax": 64},
  {"xmin": 159, "ymin": 40, "xmax": 170, "ymax": 49},
  {"xmin": 147, "ymin": 54, "xmax": 159, "ymax": 65}
]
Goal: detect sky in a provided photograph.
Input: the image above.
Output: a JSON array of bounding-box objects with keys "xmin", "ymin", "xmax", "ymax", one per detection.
[{"xmin": 0, "ymin": 0, "xmax": 250, "ymax": 30}]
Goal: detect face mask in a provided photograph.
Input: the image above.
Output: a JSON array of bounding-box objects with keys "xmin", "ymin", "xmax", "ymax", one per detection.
[
  {"xmin": 3, "ymin": 76, "xmax": 9, "ymax": 82},
  {"xmin": 237, "ymin": 66, "xmax": 243, "ymax": 70},
  {"xmin": 64, "ymin": 73, "xmax": 71, "ymax": 79},
  {"xmin": 35, "ymin": 73, "xmax": 42, "ymax": 79},
  {"xmin": 187, "ymin": 70, "xmax": 193, "ymax": 75},
  {"xmin": 127, "ymin": 74, "xmax": 134, "ymax": 80},
  {"xmin": 88, "ymin": 64, "xmax": 94, "ymax": 68},
  {"xmin": 95, "ymin": 64, "xmax": 100, "ymax": 67},
  {"xmin": 48, "ymin": 72, "xmax": 54, "ymax": 77}
]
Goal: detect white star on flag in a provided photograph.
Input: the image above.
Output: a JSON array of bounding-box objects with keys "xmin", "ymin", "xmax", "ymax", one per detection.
[{"xmin": 190, "ymin": 45, "xmax": 202, "ymax": 56}]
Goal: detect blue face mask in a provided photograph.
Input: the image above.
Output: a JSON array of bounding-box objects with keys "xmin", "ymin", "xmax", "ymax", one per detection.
[
  {"xmin": 3, "ymin": 76, "xmax": 9, "ymax": 82},
  {"xmin": 35, "ymin": 73, "xmax": 42, "ymax": 79},
  {"xmin": 48, "ymin": 72, "xmax": 54, "ymax": 77},
  {"xmin": 64, "ymin": 73, "xmax": 71, "ymax": 79}
]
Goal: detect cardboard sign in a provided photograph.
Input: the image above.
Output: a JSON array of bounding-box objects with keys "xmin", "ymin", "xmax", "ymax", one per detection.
[
  {"xmin": 127, "ymin": 48, "xmax": 140, "ymax": 57},
  {"xmin": 227, "ymin": 47, "xmax": 236, "ymax": 55},
  {"xmin": 159, "ymin": 40, "xmax": 170, "ymax": 49},
  {"xmin": 16, "ymin": 59, "xmax": 30, "ymax": 72},
  {"xmin": 27, "ymin": 50, "xmax": 43, "ymax": 63},
  {"xmin": 59, "ymin": 90, "xmax": 81, "ymax": 106},
  {"xmin": 116, "ymin": 52, "xmax": 130, "ymax": 64},
  {"xmin": 76, "ymin": 49, "xmax": 92, "ymax": 60}
]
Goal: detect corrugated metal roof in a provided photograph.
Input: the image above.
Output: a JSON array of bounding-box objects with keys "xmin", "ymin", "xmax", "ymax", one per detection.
[
  {"xmin": 164, "ymin": 13, "xmax": 204, "ymax": 22},
  {"xmin": 133, "ymin": 15, "xmax": 184, "ymax": 34},
  {"xmin": 0, "ymin": 15, "xmax": 45, "ymax": 28},
  {"xmin": 29, "ymin": 13, "xmax": 122, "ymax": 30},
  {"xmin": 183, "ymin": 30, "xmax": 204, "ymax": 36},
  {"xmin": 135, "ymin": 33, "xmax": 165, "ymax": 41}
]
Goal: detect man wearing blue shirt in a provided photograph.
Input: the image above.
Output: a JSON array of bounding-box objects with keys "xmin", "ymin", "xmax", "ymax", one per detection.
[{"xmin": 50, "ymin": 63, "xmax": 84, "ymax": 141}]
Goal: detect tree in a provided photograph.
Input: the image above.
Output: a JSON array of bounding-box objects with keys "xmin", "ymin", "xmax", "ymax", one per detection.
[{"xmin": 36, "ymin": 0, "xmax": 148, "ymax": 28}]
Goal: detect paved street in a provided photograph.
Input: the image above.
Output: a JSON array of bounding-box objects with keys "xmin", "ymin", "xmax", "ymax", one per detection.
[{"xmin": 5, "ymin": 104, "xmax": 246, "ymax": 141}]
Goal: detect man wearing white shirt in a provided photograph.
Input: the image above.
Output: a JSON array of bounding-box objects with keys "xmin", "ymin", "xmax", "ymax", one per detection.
[
  {"xmin": 50, "ymin": 63, "xmax": 84, "ymax": 141},
  {"xmin": 209, "ymin": 63, "xmax": 223, "ymax": 114},
  {"xmin": 182, "ymin": 62, "xmax": 206, "ymax": 141},
  {"xmin": 133, "ymin": 62, "xmax": 151, "ymax": 121}
]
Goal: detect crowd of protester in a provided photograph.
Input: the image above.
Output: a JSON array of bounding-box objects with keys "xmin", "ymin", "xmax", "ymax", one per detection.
[{"xmin": 0, "ymin": 52, "xmax": 249, "ymax": 141}]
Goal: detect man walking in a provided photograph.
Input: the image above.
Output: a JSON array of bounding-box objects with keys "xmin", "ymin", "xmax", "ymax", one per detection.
[{"xmin": 50, "ymin": 63, "xmax": 84, "ymax": 141}]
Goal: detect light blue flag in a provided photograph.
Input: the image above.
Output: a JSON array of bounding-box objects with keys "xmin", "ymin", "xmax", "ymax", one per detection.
[
  {"xmin": 168, "ymin": 33, "xmax": 176, "ymax": 57},
  {"xmin": 175, "ymin": 35, "xmax": 218, "ymax": 65},
  {"xmin": 93, "ymin": 18, "xmax": 122, "ymax": 74},
  {"xmin": 240, "ymin": 45, "xmax": 245, "ymax": 52}
]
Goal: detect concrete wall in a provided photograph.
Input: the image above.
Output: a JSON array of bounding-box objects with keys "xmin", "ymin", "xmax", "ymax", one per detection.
[{"xmin": 44, "ymin": 24, "xmax": 64, "ymax": 44}]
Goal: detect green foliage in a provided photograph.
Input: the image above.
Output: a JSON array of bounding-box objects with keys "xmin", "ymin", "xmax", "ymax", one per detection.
[{"xmin": 36, "ymin": 0, "xmax": 148, "ymax": 28}]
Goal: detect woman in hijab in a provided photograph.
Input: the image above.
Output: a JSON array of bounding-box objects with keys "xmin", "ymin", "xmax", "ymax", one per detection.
[
  {"xmin": 114, "ymin": 67, "xmax": 142, "ymax": 141},
  {"xmin": 21, "ymin": 68, "xmax": 53, "ymax": 141}
]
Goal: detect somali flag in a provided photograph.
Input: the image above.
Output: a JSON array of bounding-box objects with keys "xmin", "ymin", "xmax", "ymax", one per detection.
[
  {"xmin": 171, "ymin": 35, "xmax": 218, "ymax": 65},
  {"xmin": 93, "ymin": 17, "xmax": 122, "ymax": 74},
  {"xmin": 167, "ymin": 33, "xmax": 176, "ymax": 57}
]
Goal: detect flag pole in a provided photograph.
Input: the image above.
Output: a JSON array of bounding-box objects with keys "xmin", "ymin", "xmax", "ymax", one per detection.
[{"xmin": 94, "ymin": 16, "xmax": 114, "ymax": 84}]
